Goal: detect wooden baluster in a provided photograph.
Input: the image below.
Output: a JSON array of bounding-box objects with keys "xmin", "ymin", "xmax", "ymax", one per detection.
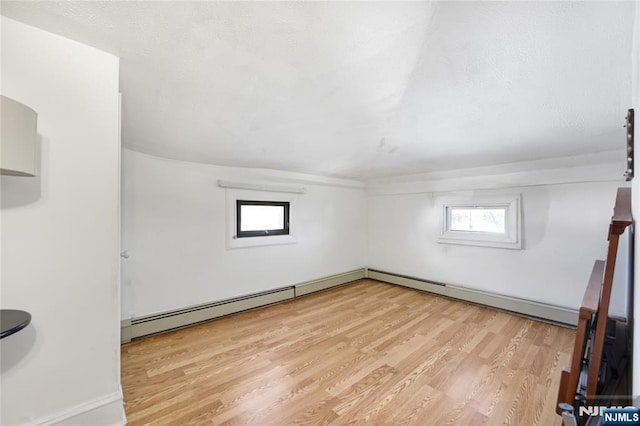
[
  {"xmin": 556, "ymin": 187, "xmax": 632, "ymax": 424},
  {"xmin": 585, "ymin": 188, "xmax": 632, "ymax": 409}
]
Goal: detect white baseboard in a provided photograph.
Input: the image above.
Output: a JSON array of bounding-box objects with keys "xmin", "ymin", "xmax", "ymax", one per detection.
[
  {"xmin": 31, "ymin": 390, "xmax": 125, "ymax": 426},
  {"xmin": 120, "ymin": 319, "xmax": 132, "ymax": 344},
  {"xmin": 367, "ymin": 269, "xmax": 578, "ymax": 326},
  {"xmin": 295, "ymin": 269, "xmax": 366, "ymax": 296},
  {"xmin": 127, "ymin": 287, "xmax": 295, "ymax": 340},
  {"xmin": 121, "ymin": 266, "xmax": 574, "ymax": 342},
  {"xmin": 122, "ymin": 269, "xmax": 367, "ymax": 341}
]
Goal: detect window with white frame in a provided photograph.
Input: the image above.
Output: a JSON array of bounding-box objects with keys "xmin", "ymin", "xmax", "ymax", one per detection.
[
  {"xmin": 438, "ymin": 195, "xmax": 522, "ymax": 249},
  {"xmin": 221, "ymin": 182, "xmax": 300, "ymax": 249}
]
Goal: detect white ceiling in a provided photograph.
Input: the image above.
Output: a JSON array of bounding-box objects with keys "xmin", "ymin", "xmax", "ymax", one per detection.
[{"xmin": 1, "ymin": 1, "xmax": 635, "ymax": 180}]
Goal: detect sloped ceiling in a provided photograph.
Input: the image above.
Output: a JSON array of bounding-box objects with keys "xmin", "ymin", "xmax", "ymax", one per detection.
[{"xmin": 1, "ymin": 1, "xmax": 635, "ymax": 180}]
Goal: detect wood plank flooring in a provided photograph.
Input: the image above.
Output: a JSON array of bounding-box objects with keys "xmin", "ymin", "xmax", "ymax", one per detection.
[{"xmin": 121, "ymin": 279, "xmax": 575, "ymax": 425}]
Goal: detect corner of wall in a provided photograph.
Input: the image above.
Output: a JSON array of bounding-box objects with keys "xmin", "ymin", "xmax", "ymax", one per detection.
[
  {"xmin": 631, "ymin": 0, "xmax": 640, "ymax": 400},
  {"xmin": 49, "ymin": 392, "xmax": 125, "ymax": 426}
]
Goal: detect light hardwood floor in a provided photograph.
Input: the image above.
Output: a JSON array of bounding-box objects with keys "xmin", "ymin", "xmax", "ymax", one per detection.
[{"xmin": 121, "ymin": 279, "xmax": 575, "ymax": 425}]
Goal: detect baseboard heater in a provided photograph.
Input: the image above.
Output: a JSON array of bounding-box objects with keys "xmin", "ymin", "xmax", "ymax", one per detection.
[
  {"xmin": 295, "ymin": 269, "xmax": 366, "ymax": 297},
  {"xmin": 367, "ymin": 269, "xmax": 579, "ymax": 326},
  {"xmin": 122, "ymin": 269, "xmax": 366, "ymax": 343},
  {"xmin": 122, "ymin": 267, "xmax": 578, "ymax": 343}
]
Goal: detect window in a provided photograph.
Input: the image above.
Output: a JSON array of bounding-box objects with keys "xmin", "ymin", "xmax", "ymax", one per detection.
[
  {"xmin": 449, "ymin": 207, "xmax": 506, "ymax": 233},
  {"xmin": 225, "ymin": 189, "xmax": 297, "ymax": 249},
  {"xmin": 438, "ymin": 196, "xmax": 521, "ymax": 249},
  {"xmin": 236, "ymin": 200, "xmax": 290, "ymax": 238}
]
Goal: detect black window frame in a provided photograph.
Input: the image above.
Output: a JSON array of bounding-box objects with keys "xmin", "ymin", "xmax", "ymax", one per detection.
[{"xmin": 236, "ymin": 200, "xmax": 290, "ymax": 238}]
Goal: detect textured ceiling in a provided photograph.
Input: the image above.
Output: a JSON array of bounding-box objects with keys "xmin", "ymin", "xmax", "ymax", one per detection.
[{"xmin": 1, "ymin": 1, "xmax": 635, "ymax": 180}]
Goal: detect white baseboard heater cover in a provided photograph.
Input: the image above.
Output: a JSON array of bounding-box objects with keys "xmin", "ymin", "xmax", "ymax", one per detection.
[
  {"xmin": 366, "ymin": 269, "xmax": 579, "ymax": 326},
  {"xmin": 125, "ymin": 287, "xmax": 294, "ymax": 341},
  {"xmin": 122, "ymin": 269, "xmax": 366, "ymax": 342},
  {"xmin": 295, "ymin": 269, "xmax": 366, "ymax": 296},
  {"xmin": 121, "ymin": 267, "xmax": 577, "ymax": 343}
]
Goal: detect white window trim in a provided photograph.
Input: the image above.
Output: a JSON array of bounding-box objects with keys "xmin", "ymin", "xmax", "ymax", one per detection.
[
  {"xmin": 225, "ymin": 188, "xmax": 297, "ymax": 249},
  {"xmin": 437, "ymin": 195, "xmax": 522, "ymax": 250}
]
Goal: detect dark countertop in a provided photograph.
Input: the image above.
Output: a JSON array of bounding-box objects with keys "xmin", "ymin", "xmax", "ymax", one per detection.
[{"xmin": 1, "ymin": 309, "xmax": 31, "ymax": 339}]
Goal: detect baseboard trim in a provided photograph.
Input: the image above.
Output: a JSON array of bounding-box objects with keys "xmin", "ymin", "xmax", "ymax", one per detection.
[
  {"xmin": 295, "ymin": 269, "xmax": 366, "ymax": 296},
  {"xmin": 32, "ymin": 390, "xmax": 124, "ymax": 426},
  {"xmin": 367, "ymin": 269, "xmax": 579, "ymax": 326},
  {"xmin": 120, "ymin": 319, "xmax": 132, "ymax": 344},
  {"xmin": 123, "ymin": 269, "xmax": 367, "ymax": 341},
  {"xmin": 129, "ymin": 287, "xmax": 295, "ymax": 339},
  {"xmin": 121, "ymin": 266, "xmax": 575, "ymax": 340}
]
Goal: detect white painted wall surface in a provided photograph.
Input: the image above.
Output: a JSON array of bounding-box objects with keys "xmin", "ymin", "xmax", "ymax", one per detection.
[
  {"xmin": 631, "ymin": 0, "xmax": 640, "ymax": 403},
  {"xmin": 367, "ymin": 180, "xmax": 626, "ymax": 312},
  {"xmin": 121, "ymin": 149, "xmax": 366, "ymax": 319},
  {"xmin": 0, "ymin": 18, "xmax": 123, "ymax": 425}
]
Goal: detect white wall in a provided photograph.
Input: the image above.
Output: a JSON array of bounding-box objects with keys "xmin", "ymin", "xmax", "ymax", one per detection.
[
  {"xmin": 121, "ymin": 149, "xmax": 366, "ymax": 319},
  {"xmin": 0, "ymin": 18, "xmax": 123, "ymax": 425},
  {"xmin": 367, "ymin": 179, "xmax": 626, "ymax": 312},
  {"xmin": 631, "ymin": 0, "xmax": 640, "ymax": 402}
]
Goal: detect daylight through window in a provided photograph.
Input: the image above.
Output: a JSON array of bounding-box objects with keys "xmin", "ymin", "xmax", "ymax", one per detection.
[
  {"xmin": 449, "ymin": 207, "xmax": 506, "ymax": 233},
  {"xmin": 438, "ymin": 196, "xmax": 521, "ymax": 249},
  {"xmin": 236, "ymin": 200, "xmax": 290, "ymax": 238}
]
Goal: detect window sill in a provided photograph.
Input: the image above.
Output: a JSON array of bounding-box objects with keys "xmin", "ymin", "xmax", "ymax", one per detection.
[
  {"xmin": 228, "ymin": 234, "xmax": 297, "ymax": 249},
  {"xmin": 437, "ymin": 233, "xmax": 521, "ymax": 250}
]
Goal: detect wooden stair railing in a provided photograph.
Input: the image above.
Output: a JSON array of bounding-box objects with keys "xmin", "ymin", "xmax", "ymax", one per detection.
[{"xmin": 556, "ymin": 187, "xmax": 632, "ymax": 423}]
